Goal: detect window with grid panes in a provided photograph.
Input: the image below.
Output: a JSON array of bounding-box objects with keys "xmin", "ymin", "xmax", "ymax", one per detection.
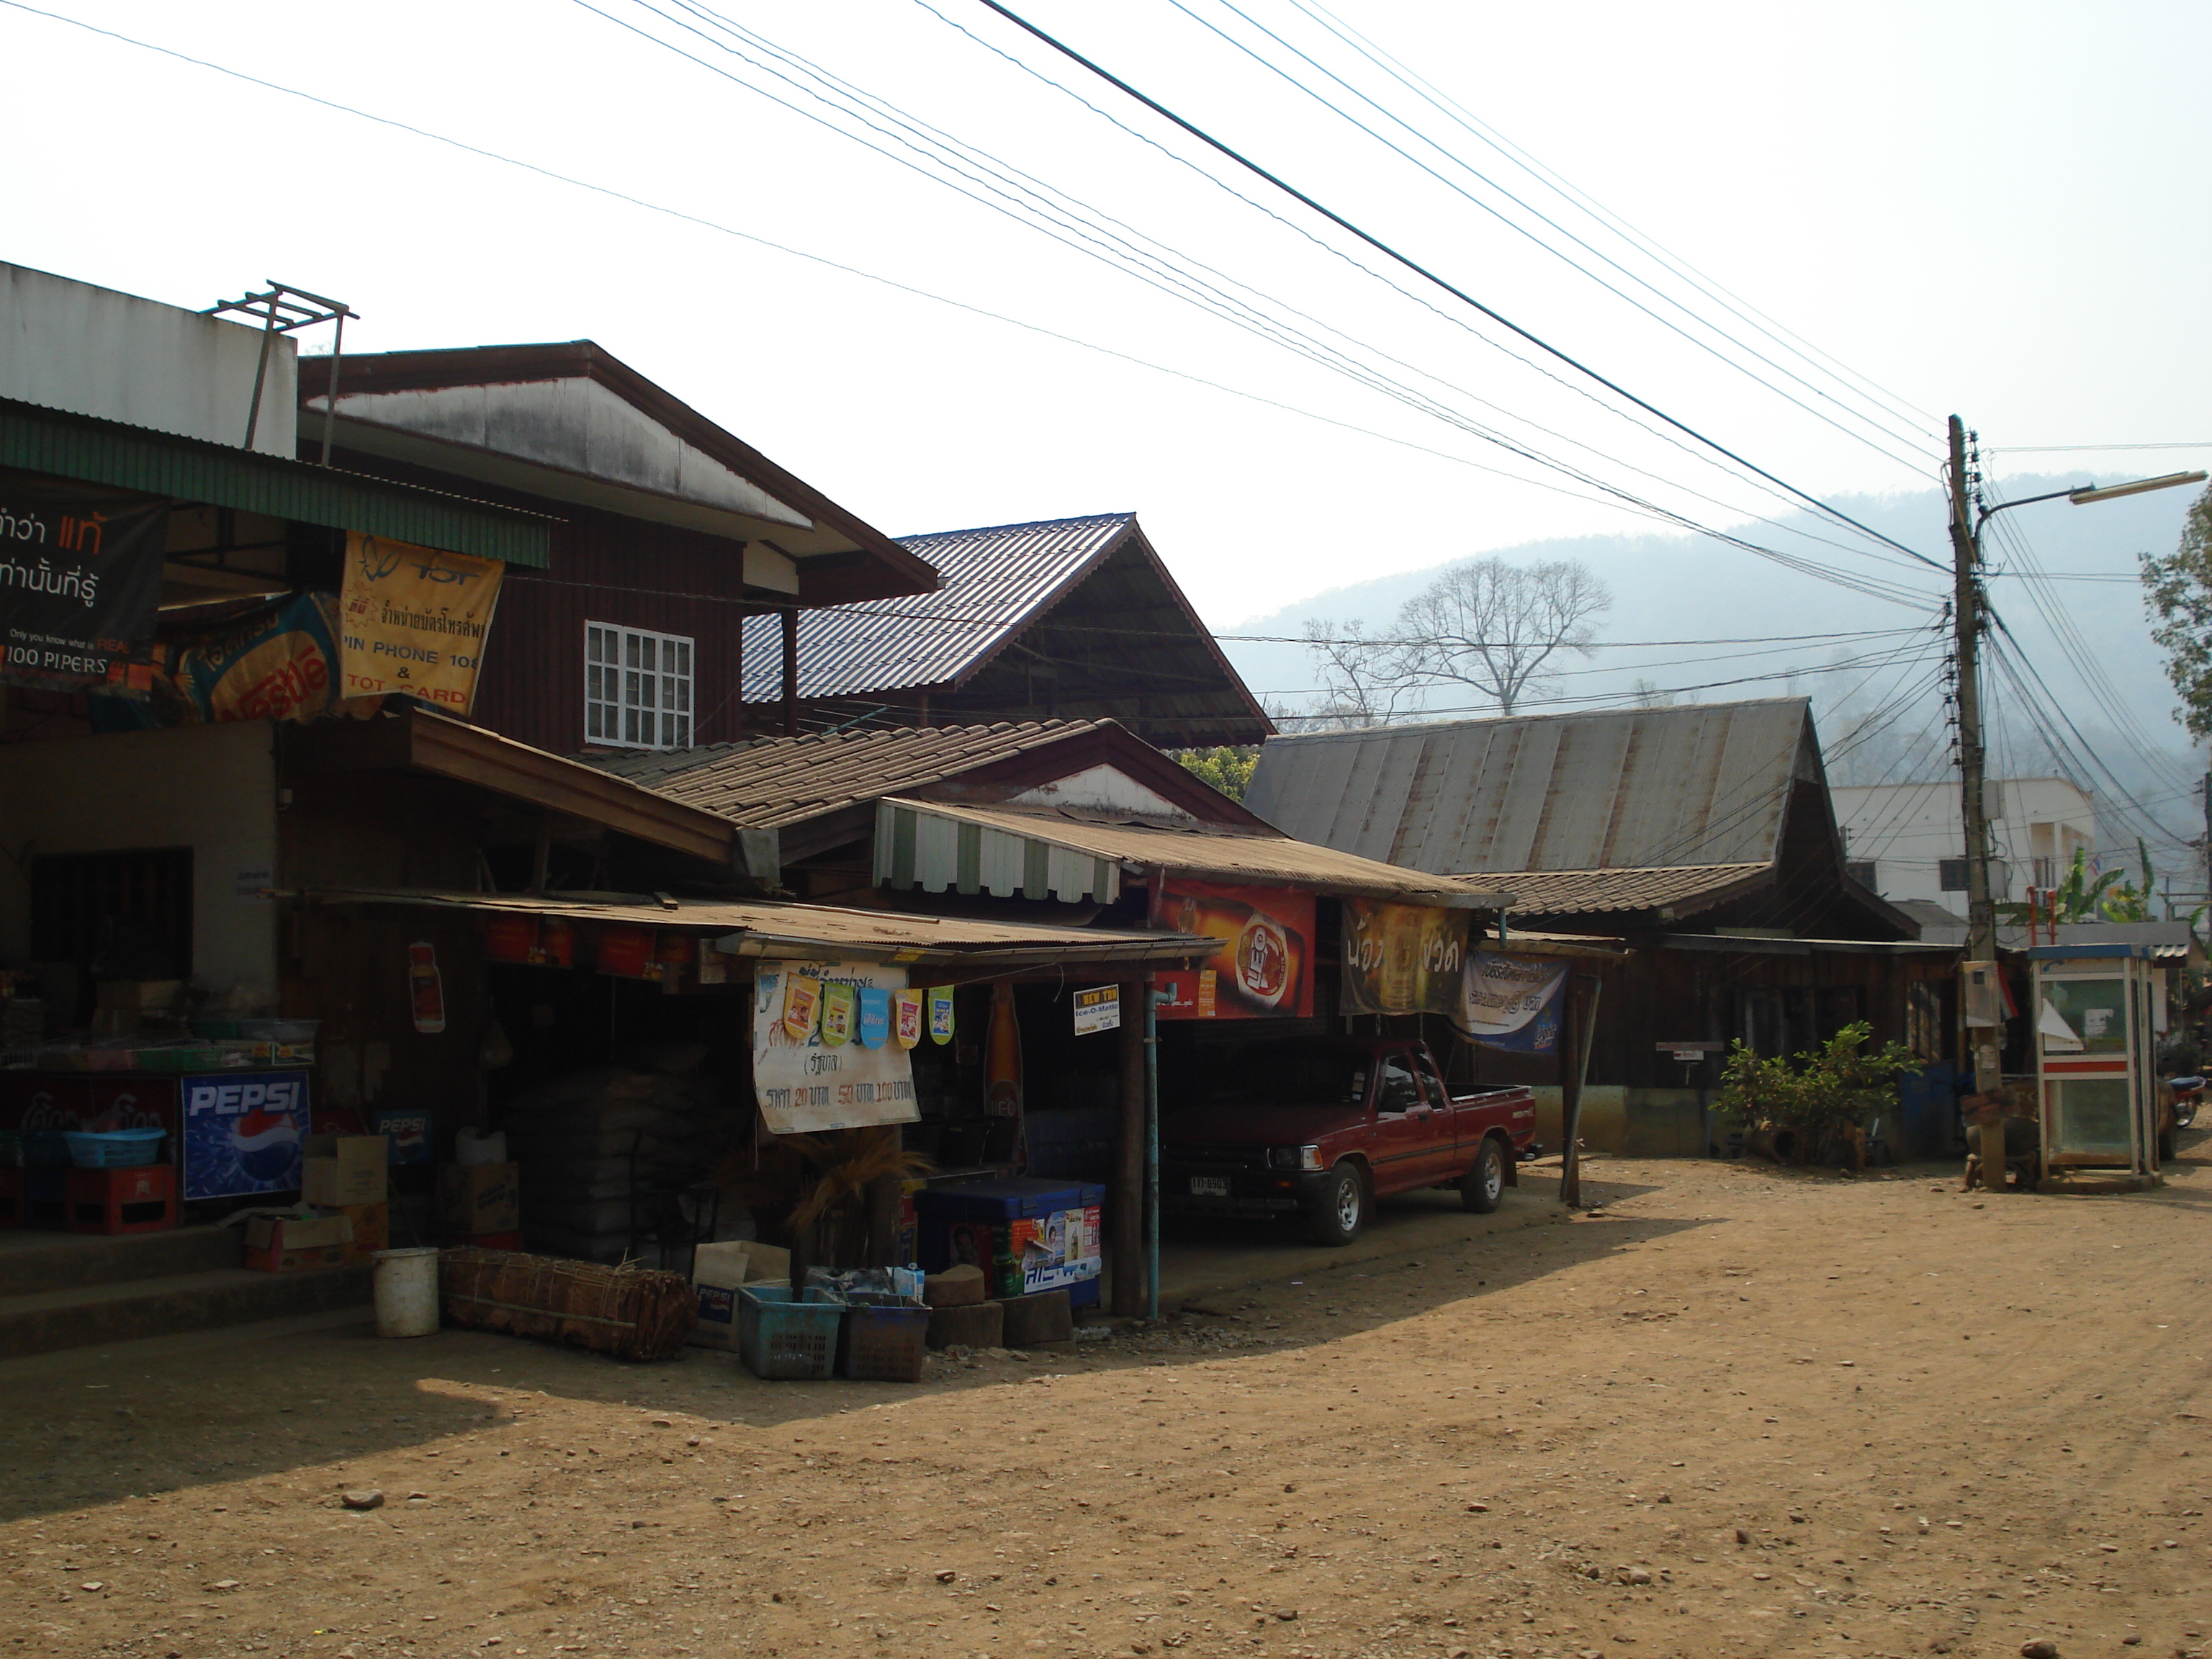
[{"xmin": 584, "ymin": 622, "xmax": 694, "ymax": 748}]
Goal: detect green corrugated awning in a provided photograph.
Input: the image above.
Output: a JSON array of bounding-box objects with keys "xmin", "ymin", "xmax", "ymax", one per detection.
[{"xmin": 0, "ymin": 395, "xmax": 553, "ymax": 567}]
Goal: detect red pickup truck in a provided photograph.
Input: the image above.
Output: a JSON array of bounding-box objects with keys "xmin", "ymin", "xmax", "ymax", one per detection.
[{"xmin": 1159, "ymin": 1037, "xmax": 1539, "ymax": 1246}]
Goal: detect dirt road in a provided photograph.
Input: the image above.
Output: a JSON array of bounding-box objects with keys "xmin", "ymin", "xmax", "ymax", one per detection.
[{"xmin": 6, "ymin": 1141, "xmax": 2211, "ymax": 1659}]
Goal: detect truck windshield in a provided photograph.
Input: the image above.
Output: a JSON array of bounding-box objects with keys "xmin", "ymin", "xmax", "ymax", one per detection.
[{"xmin": 1172, "ymin": 1040, "xmax": 1372, "ymax": 1108}]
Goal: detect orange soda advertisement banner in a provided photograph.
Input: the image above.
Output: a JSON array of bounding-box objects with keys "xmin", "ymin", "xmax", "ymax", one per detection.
[{"xmin": 1149, "ymin": 878, "xmax": 1314, "ymax": 1020}]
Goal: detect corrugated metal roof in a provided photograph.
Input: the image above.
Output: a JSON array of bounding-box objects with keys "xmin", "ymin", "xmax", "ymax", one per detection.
[
  {"xmin": 306, "ymin": 886, "xmax": 1213, "ymax": 965},
  {"xmin": 0, "ymin": 394, "xmax": 554, "ymax": 567},
  {"xmin": 588, "ymin": 719, "xmax": 1116, "ymax": 830},
  {"xmin": 1244, "ymin": 698, "xmax": 1817, "ymax": 876},
  {"xmin": 876, "ymin": 799, "xmax": 1511, "ymax": 907},
  {"xmin": 737, "ymin": 512, "xmax": 1133, "ymax": 699},
  {"xmin": 1479, "ymin": 863, "xmax": 1772, "ymax": 917}
]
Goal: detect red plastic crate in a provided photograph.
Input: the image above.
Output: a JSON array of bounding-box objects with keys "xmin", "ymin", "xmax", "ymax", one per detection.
[{"xmin": 64, "ymin": 1164, "xmax": 176, "ymax": 1235}]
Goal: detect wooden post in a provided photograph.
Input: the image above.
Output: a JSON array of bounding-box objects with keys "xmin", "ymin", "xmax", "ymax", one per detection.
[
  {"xmin": 781, "ymin": 607, "xmax": 800, "ymax": 737},
  {"xmin": 1112, "ymin": 980, "xmax": 1146, "ymax": 1316}
]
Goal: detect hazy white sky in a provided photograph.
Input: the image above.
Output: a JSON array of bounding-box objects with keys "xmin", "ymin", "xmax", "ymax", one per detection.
[{"xmin": 4, "ymin": 0, "xmax": 2206, "ymax": 634}]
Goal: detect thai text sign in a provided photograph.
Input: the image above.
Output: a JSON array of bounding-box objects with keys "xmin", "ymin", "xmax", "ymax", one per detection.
[
  {"xmin": 1460, "ymin": 951, "xmax": 1568, "ymax": 1053},
  {"xmin": 0, "ymin": 469, "xmax": 166, "ymax": 693},
  {"xmin": 1150, "ymin": 878, "xmax": 1314, "ymax": 1020},
  {"xmin": 338, "ymin": 531, "xmax": 503, "ymax": 711},
  {"xmin": 1072, "ymin": 984, "xmax": 1121, "ymax": 1035},
  {"xmin": 752, "ymin": 959, "xmax": 920, "ymax": 1133},
  {"xmin": 1341, "ymin": 899, "xmax": 1467, "ymax": 1016}
]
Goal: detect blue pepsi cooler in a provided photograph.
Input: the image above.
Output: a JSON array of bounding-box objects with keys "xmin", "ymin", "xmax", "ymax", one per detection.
[{"xmin": 914, "ymin": 1177, "xmax": 1105, "ymax": 1309}]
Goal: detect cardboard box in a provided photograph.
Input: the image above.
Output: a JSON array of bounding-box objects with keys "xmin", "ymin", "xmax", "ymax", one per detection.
[
  {"xmin": 243, "ymin": 1211, "xmax": 353, "ymax": 1272},
  {"xmin": 338, "ymin": 1201, "xmax": 389, "ymax": 1263},
  {"xmin": 302, "ymin": 1135, "xmax": 388, "ymax": 1207},
  {"xmin": 438, "ymin": 1162, "xmax": 519, "ymax": 1235}
]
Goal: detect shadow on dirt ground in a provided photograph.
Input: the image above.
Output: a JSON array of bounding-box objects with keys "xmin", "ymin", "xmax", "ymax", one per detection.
[{"xmin": 0, "ymin": 1169, "xmax": 1701, "ymax": 1525}]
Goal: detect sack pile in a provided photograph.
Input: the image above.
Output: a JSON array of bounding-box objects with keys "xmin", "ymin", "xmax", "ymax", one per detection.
[{"xmin": 505, "ymin": 1047, "xmax": 740, "ymax": 1264}]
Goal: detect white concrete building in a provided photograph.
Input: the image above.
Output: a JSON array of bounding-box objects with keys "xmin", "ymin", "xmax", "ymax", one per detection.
[{"xmin": 1831, "ymin": 776, "xmax": 2098, "ymax": 919}]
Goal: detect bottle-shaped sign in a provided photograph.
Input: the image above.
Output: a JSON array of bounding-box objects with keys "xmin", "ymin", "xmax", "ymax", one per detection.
[
  {"xmin": 984, "ymin": 983, "xmax": 1022, "ymax": 1118},
  {"xmin": 408, "ymin": 941, "xmax": 446, "ymax": 1034}
]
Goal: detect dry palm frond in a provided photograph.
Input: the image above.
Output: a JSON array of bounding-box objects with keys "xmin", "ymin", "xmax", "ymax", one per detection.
[{"xmin": 784, "ymin": 1126, "xmax": 933, "ymax": 1234}]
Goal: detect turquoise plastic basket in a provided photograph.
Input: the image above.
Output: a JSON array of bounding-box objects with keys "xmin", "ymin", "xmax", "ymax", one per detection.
[
  {"xmin": 64, "ymin": 1128, "xmax": 166, "ymax": 1169},
  {"xmin": 736, "ymin": 1285, "xmax": 844, "ymax": 1380}
]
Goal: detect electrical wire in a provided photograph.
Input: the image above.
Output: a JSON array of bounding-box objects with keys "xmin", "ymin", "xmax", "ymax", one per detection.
[
  {"xmin": 907, "ymin": 0, "xmax": 1942, "ymax": 572},
  {"xmin": 1179, "ymin": 0, "xmax": 1941, "ymax": 470},
  {"xmin": 606, "ymin": 0, "xmax": 1946, "ymax": 592},
  {"xmin": 0, "ymin": 0, "xmax": 1933, "ymax": 599},
  {"xmin": 1279, "ymin": 0, "xmax": 1946, "ymax": 439},
  {"xmin": 965, "ymin": 0, "xmax": 1949, "ymax": 573}
]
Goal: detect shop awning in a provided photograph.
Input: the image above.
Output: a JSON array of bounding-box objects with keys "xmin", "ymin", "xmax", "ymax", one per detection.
[
  {"xmin": 0, "ymin": 395, "xmax": 554, "ymax": 567},
  {"xmin": 873, "ymin": 799, "xmax": 1511, "ymax": 909},
  {"xmin": 302, "ymin": 886, "xmax": 1215, "ymax": 968}
]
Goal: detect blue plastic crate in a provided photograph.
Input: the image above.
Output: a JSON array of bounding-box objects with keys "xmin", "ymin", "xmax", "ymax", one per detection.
[
  {"xmin": 64, "ymin": 1128, "xmax": 166, "ymax": 1169},
  {"xmin": 736, "ymin": 1285, "xmax": 844, "ymax": 1380}
]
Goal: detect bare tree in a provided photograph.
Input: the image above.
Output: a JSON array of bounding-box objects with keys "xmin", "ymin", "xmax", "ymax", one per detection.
[
  {"xmin": 1300, "ymin": 617, "xmax": 1427, "ymax": 727},
  {"xmin": 1396, "ymin": 557, "xmax": 1611, "ymax": 714}
]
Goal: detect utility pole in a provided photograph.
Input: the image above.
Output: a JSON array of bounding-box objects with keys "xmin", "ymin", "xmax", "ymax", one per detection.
[{"xmin": 1948, "ymin": 413, "xmax": 2005, "ymax": 1194}]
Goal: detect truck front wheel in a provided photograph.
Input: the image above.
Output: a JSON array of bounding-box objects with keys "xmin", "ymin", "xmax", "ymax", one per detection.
[
  {"xmin": 1460, "ymin": 1139, "xmax": 1507, "ymax": 1214},
  {"xmin": 1305, "ymin": 1164, "xmax": 1368, "ymax": 1246}
]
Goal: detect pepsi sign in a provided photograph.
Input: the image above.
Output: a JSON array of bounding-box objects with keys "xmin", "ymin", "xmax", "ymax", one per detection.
[{"xmin": 180, "ymin": 1071, "xmax": 311, "ymax": 1201}]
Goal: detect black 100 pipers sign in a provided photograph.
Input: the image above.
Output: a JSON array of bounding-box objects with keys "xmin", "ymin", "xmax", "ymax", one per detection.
[{"xmin": 0, "ymin": 467, "xmax": 168, "ymax": 693}]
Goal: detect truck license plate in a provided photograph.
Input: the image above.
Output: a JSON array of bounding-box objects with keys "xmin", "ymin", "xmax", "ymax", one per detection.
[{"xmin": 1190, "ymin": 1176, "xmax": 1230, "ymax": 1197}]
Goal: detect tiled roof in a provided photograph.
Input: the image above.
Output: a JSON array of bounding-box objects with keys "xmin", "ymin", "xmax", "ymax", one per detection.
[
  {"xmin": 585, "ymin": 719, "xmax": 1118, "ymax": 829},
  {"xmin": 1483, "ymin": 863, "xmax": 1773, "ymax": 917},
  {"xmin": 739, "ymin": 513, "xmax": 1136, "ymax": 700}
]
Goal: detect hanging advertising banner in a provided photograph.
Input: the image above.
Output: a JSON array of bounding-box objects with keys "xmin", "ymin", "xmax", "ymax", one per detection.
[
  {"xmin": 172, "ymin": 592, "xmax": 345, "ymax": 723},
  {"xmin": 752, "ymin": 961, "xmax": 919, "ymax": 1133},
  {"xmin": 782, "ymin": 975, "xmax": 822, "ymax": 1040},
  {"xmin": 1459, "ymin": 950, "xmax": 1568, "ymax": 1053},
  {"xmin": 927, "ymin": 986, "xmax": 956, "ymax": 1045},
  {"xmin": 0, "ymin": 469, "xmax": 168, "ymax": 694},
  {"xmin": 820, "ymin": 981, "xmax": 856, "ymax": 1047},
  {"xmin": 858, "ymin": 986, "xmax": 891, "ymax": 1050},
  {"xmin": 1150, "ymin": 878, "xmax": 1315, "ymax": 1020},
  {"xmin": 1341, "ymin": 899, "xmax": 1467, "ymax": 1016},
  {"xmin": 893, "ymin": 989, "xmax": 924, "ymax": 1050},
  {"xmin": 337, "ymin": 531, "xmax": 503, "ymax": 713}
]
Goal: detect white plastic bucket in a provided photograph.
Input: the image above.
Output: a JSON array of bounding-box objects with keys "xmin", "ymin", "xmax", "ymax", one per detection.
[{"xmin": 372, "ymin": 1246, "xmax": 441, "ymax": 1339}]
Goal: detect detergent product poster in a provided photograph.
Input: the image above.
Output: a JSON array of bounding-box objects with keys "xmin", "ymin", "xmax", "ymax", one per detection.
[
  {"xmin": 1149, "ymin": 878, "xmax": 1314, "ymax": 1020},
  {"xmin": 180, "ymin": 1071, "xmax": 312, "ymax": 1201},
  {"xmin": 751, "ymin": 962, "xmax": 918, "ymax": 1134}
]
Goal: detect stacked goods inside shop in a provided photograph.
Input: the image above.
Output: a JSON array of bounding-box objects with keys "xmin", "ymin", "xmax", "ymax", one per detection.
[{"xmin": 504, "ymin": 1043, "xmax": 749, "ymax": 1267}]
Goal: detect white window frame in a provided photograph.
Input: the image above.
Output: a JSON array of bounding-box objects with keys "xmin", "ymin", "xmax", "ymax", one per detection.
[{"xmin": 584, "ymin": 621, "xmax": 695, "ymax": 750}]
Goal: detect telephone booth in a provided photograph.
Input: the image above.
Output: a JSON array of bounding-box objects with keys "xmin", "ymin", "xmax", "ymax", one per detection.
[{"xmin": 2028, "ymin": 943, "xmax": 2164, "ymax": 1184}]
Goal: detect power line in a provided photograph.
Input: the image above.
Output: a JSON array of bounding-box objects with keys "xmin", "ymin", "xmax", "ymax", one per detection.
[
  {"xmin": 967, "ymin": 0, "xmax": 1947, "ymax": 571},
  {"xmin": 0, "ymin": 0, "xmax": 1923, "ymax": 594},
  {"xmin": 1178, "ymin": 0, "xmax": 1941, "ymax": 471},
  {"xmin": 583, "ymin": 0, "xmax": 1941, "ymax": 607},
  {"xmin": 1989, "ymin": 443, "xmax": 2212, "ymax": 454},
  {"xmin": 1279, "ymin": 0, "xmax": 1946, "ymax": 439},
  {"xmin": 907, "ymin": 0, "xmax": 1939, "ymax": 569},
  {"xmin": 616, "ymin": 0, "xmax": 1943, "ymax": 591}
]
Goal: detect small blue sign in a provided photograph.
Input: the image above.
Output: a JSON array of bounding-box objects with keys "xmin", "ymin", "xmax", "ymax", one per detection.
[{"xmin": 179, "ymin": 1071, "xmax": 311, "ymax": 1202}]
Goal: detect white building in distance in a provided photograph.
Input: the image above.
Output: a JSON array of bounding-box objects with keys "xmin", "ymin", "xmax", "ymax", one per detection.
[{"xmin": 1832, "ymin": 776, "xmax": 2098, "ymax": 920}]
